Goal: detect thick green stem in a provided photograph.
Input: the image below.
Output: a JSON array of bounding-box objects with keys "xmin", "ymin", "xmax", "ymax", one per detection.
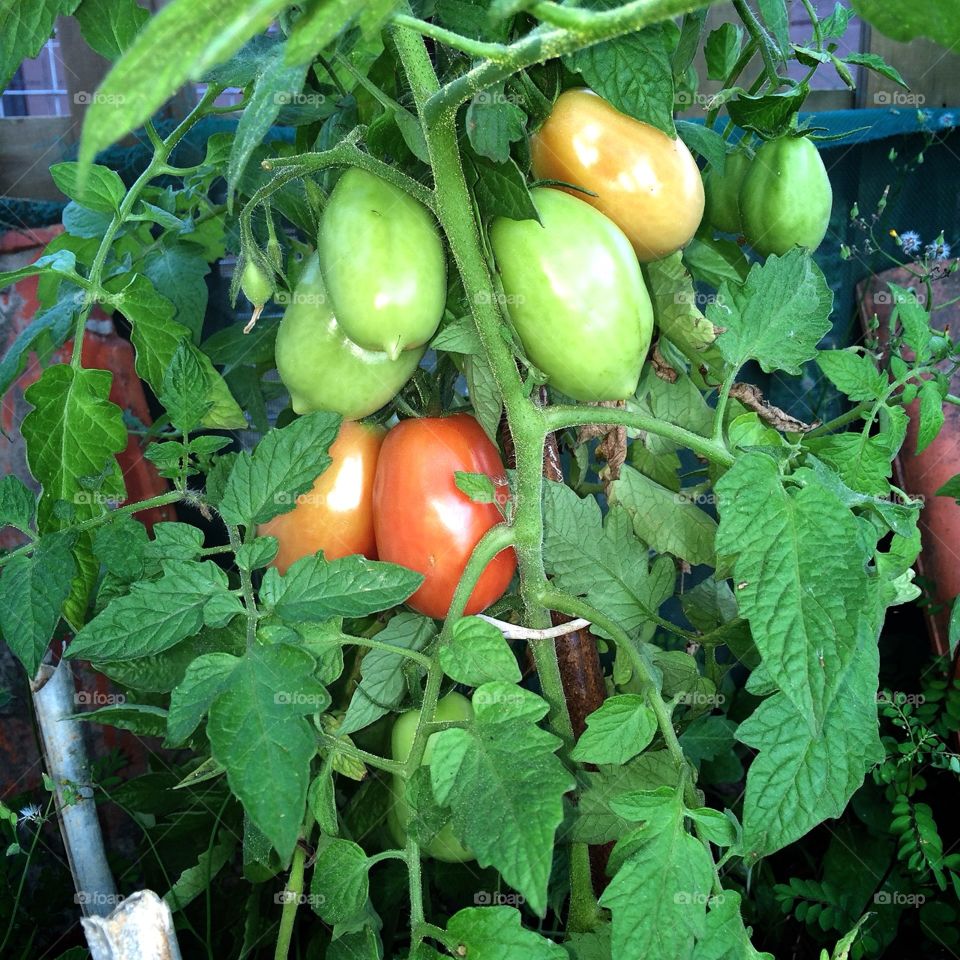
[
  {"xmin": 274, "ymin": 814, "xmax": 313, "ymax": 960},
  {"xmin": 545, "ymin": 405, "xmax": 734, "ymax": 467},
  {"xmin": 732, "ymin": 0, "xmax": 782, "ymax": 88}
]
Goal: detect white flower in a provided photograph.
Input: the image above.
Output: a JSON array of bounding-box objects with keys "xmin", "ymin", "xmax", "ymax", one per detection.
[
  {"xmin": 18, "ymin": 804, "xmax": 42, "ymax": 825},
  {"xmin": 925, "ymin": 237, "xmax": 952, "ymax": 261}
]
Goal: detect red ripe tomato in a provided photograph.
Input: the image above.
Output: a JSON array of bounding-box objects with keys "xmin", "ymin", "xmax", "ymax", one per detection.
[
  {"xmin": 259, "ymin": 420, "xmax": 384, "ymax": 574},
  {"xmin": 372, "ymin": 414, "xmax": 516, "ymax": 619}
]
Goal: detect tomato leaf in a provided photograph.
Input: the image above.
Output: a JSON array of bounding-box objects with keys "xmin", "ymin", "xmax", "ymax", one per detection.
[
  {"xmin": 716, "ymin": 452, "xmax": 876, "ymax": 733},
  {"xmin": 0, "ymin": 0, "xmax": 80, "ymax": 93},
  {"xmin": 726, "ymin": 88, "xmax": 807, "ymax": 140},
  {"xmin": 0, "ymin": 476, "xmax": 36, "ymax": 536},
  {"xmin": 163, "ymin": 837, "xmax": 234, "ymax": 912},
  {"xmin": 78, "ymin": 0, "xmax": 289, "ymax": 170},
  {"xmin": 464, "ymin": 152, "xmax": 538, "ymax": 225},
  {"xmin": 309, "ymin": 838, "xmax": 369, "ymax": 925},
  {"xmin": 704, "ymin": 23, "xmax": 743, "ymax": 81},
  {"xmin": 158, "ymin": 341, "xmax": 212, "ymax": 435},
  {"xmin": 166, "ymin": 652, "xmax": 239, "ymax": 745},
  {"xmin": 609, "ymin": 465, "xmax": 717, "ymax": 567},
  {"xmin": 339, "ymin": 613, "xmax": 435, "ymax": 735},
  {"xmin": 206, "ymin": 643, "xmax": 329, "ymax": 862},
  {"xmin": 543, "ymin": 482, "xmax": 675, "ymax": 642},
  {"xmin": 815, "ymin": 349, "xmax": 888, "ymax": 401},
  {"xmin": 444, "ymin": 907, "xmax": 567, "ymax": 959},
  {"xmin": 141, "ymin": 244, "xmax": 210, "ymax": 343},
  {"xmin": 454, "ymin": 471, "xmax": 499, "ymax": 505},
  {"xmin": 0, "ymin": 533, "xmax": 76, "ymax": 676},
  {"xmin": 566, "ymin": 24, "xmax": 675, "ymax": 137},
  {"xmin": 74, "ymin": 703, "xmax": 169, "ymax": 737},
  {"xmin": 712, "ymin": 248, "xmax": 833, "ymax": 376},
  {"xmin": 217, "ymin": 410, "xmax": 340, "ymax": 526},
  {"xmin": 440, "ymin": 617, "xmax": 521, "ymax": 686},
  {"xmin": 843, "ymin": 51, "xmax": 907, "ymax": 88},
  {"xmin": 599, "ymin": 794, "xmax": 714, "ymax": 959},
  {"xmin": 736, "ymin": 631, "xmax": 883, "ymax": 861},
  {"xmin": 74, "ymin": 0, "xmax": 149, "ymax": 60},
  {"xmin": 50, "ymin": 162, "xmax": 126, "ymax": 214},
  {"xmin": 570, "ymin": 695, "xmax": 657, "ymax": 766},
  {"xmin": 430, "ymin": 683, "xmax": 574, "ymax": 917},
  {"xmin": 916, "ymin": 379, "xmax": 945, "ymax": 454},
  {"xmin": 67, "ymin": 561, "xmax": 243, "ymax": 662},
  {"xmin": 755, "ymin": 0, "xmax": 790, "ymax": 56},
  {"xmin": 465, "ymin": 84, "xmax": 527, "ymax": 165},
  {"xmin": 675, "ymin": 120, "xmax": 728, "ymax": 172},
  {"xmin": 850, "ymin": 0, "xmax": 960, "ymax": 50},
  {"xmin": 693, "ymin": 892, "xmax": 773, "ymax": 959},
  {"xmin": 227, "ymin": 44, "xmax": 310, "ymax": 195}
]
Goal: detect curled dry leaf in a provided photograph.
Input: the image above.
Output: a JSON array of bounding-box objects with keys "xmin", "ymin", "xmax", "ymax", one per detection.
[{"xmin": 729, "ymin": 381, "xmax": 819, "ymax": 433}]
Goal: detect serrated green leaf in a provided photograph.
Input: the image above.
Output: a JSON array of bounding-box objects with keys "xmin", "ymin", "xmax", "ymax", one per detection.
[
  {"xmin": 712, "ymin": 249, "xmax": 833, "ymax": 375},
  {"xmin": 599, "ymin": 794, "xmax": 714, "ymax": 960},
  {"xmin": 207, "ymin": 643, "xmax": 328, "ymax": 861},
  {"xmin": 692, "ymin": 891, "xmax": 772, "ymax": 959},
  {"xmin": 571, "ymin": 695, "xmax": 657, "ymax": 765},
  {"xmin": 816, "ymin": 349, "xmax": 887, "ymax": 401},
  {"xmin": 75, "ymin": 0, "xmax": 149, "ymax": 60},
  {"xmin": 22, "ymin": 364, "xmax": 127, "ymax": 532},
  {"xmin": 464, "ymin": 153, "xmax": 538, "ymax": 225},
  {"xmin": 92, "ymin": 513, "xmax": 149, "ymax": 580},
  {"xmin": 737, "ymin": 627, "xmax": 883, "ymax": 860},
  {"xmin": 566, "ymin": 24, "xmax": 675, "ymax": 136},
  {"xmin": 340, "ymin": 613, "xmax": 434, "ymax": 735},
  {"xmin": 850, "ymin": 0, "xmax": 960, "ymax": 50},
  {"xmin": 430, "ymin": 682, "xmax": 574, "ymax": 916},
  {"xmin": 74, "ymin": 703, "xmax": 168, "ymax": 737},
  {"xmin": 218, "ymin": 411, "xmax": 340, "ymax": 525},
  {"xmin": 464, "ymin": 353, "xmax": 505, "ymax": 444},
  {"xmin": 67, "ymin": 561, "xmax": 243, "ymax": 661},
  {"xmin": 466, "ymin": 85, "xmax": 527, "ymax": 164},
  {"xmin": 158, "ymin": 340, "xmax": 211, "ymax": 434},
  {"xmin": 164, "ymin": 837, "xmax": 234, "ymax": 911},
  {"xmin": 704, "ymin": 24, "xmax": 742, "ymax": 81},
  {"xmin": 309, "ymin": 838, "xmax": 369, "ymax": 925},
  {"xmin": 610, "ymin": 465, "xmax": 717, "ymax": 567},
  {"xmin": 0, "ymin": 476, "xmax": 36, "ymax": 535},
  {"xmin": 166, "ymin": 652, "xmax": 240, "ymax": 745},
  {"xmin": 50, "ymin": 162, "xmax": 125, "ymax": 213},
  {"xmin": 0, "ymin": 533, "xmax": 75, "ymax": 676},
  {"xmin": 543, "ymin": 481, "xmax": 675, "ymax": 642},
  {"xmin": 445, "ymin": 907, "xmax": 566, "ymax": 959},
  {"xmin": 431, "ymin": 315, "xmax": 482, "ymax": 355},
  {"xmin": 716, "ymin": 452, "xmax": 875, "ymax": 731},
  {"xmin": 141, "ymin": 244, "xmax": 210, "ymax": 343},
  {"xmin": 0, "ymin": 0, "xmax": 81, "ymax": 93},
  {"xmin": 454, "ymin": 471, "xmax": 499, "ymax": 505},
  {"xmin": 440, "ymin": 617, "xmax": 521, "ymax": 685},
  {"xmin": 78, "ymin": 0, "xmax": 289, "ymax": 169},
  {"xmin": 916, "ymin": 379, "xmax": 945, "ymax": 454},
  {"xmin": 262, "ymin": 553, "xmax": 423, "ymax": 622}
]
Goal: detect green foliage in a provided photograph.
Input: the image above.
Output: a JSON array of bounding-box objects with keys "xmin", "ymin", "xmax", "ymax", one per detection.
[{"xmin": 0, "ymin": 2, "xmax": 952, "ymax": 959}]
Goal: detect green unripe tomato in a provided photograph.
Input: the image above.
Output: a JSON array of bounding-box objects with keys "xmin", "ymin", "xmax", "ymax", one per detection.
[
  {"xmin": 241, "ymin": 260, "xmax": 272, "ymax": 307},
  {"xmin": 490, "ymin": 187, "xmax": 653, "ymax": 402},
  {"xmin": 274, "ymin": 254, "xmax": 424, "ymax": 420},
  {"xmin": 387, "ymin": 692, "xmax": 474, "ymax": 863},
  {"xmin": 738, "ymin": 136, "xmax": 833, "ymax": 257},
  {"xmin": 703, "ymin": 150, "xmax": 752, "ymax": 235},
  {"xmin": 319, "ymin": 169, "xmax": 447, "ymax": 359}
]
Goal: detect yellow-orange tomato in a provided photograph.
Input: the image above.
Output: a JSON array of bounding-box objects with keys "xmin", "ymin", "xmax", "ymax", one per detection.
[
  {"xmin": 258, "ymin": 420, "xmax": 384, "ymax": 573},
  {"xmin": 530, "ymin": 89, "xmax": 704, "ymax": 262}
]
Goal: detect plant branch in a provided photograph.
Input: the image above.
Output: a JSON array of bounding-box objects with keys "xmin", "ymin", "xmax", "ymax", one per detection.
[
  {"xmin": 732, "ymin": 0, "xmax": 782, "ymax": 88},
  {"xmin": 545, "ymin": 405, "xmax": 734, "ymax": 467},
  {"xmin": 274, "ymin": 813, "xmax": 313, "ymax": 960}
]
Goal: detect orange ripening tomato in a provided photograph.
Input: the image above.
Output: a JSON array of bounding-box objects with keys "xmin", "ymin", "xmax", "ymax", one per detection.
[
  {"xmin": 530, "ymin": 88, "xmax": 704, "ymax": 262},
  {"xmin": 258, "ymin": 420, "xmax": 384, "ymax": 573},
  {"xmin": 372, "ymin": 414, "xmax": 516, "ymax": 619}
]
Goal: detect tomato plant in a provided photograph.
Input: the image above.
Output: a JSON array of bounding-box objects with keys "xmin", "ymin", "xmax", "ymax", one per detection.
[
  {"xmin": 373, "ymin": 414, "xmax": 516, "ymax": 619},
  {"xmin": 258, "ymin": 419, "xmax": 384, "ymax": 573},
  {"xmin": 0, "ymin": 1, "xmax": 956, "ymax": 959}
]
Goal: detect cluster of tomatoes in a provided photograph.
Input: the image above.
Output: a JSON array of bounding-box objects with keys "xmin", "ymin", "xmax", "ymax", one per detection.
[{"xmin": 263, "ymin": 87, "xmax": 835, "ymax": 622}]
